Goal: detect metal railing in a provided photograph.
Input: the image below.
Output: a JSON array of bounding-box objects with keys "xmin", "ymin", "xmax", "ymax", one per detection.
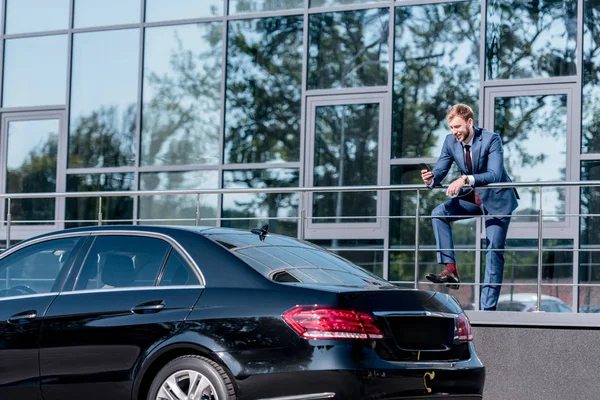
[{"xmin": 3, "ymin": 179, "xmax": 600, "ymax": 325}]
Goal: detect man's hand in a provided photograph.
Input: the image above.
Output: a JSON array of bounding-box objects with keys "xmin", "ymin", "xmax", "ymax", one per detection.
[
  {"xmin": 421, "ymin": 169, "xmax": 434, "ymax": 186},
  {"xmin": 446, "ymin": 177, "xmax": 466, "ymax": 196}
]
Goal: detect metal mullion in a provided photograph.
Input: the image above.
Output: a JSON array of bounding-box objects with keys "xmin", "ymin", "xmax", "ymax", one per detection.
[
  {"xmin": 66, "ymin": 167, "xmax": 138, "ymax": 175},
  {"xmin": 298, "ymin": 0, "xmax": 308, "ymax": 239},
  {"xmin": 478, "ymin": 0, "xmax": 486, "ymax": 126},
  {"xmin": 0, "ymin": 105, "xmax": 67, "ymax": 113},
  {"xmin": 138, "ymin": 164, "xmax": 222, "ymax": 173},
  {"xmin": 222, "ymin": 162, "xmax": 302, "ymax": 170},
  {"xmin": 391, "ymin": 0, "xmax": 471, "ymax": 6},
  {"xmin": 217, "ymin": 5, "xmax": 228, "ymax": 227},
  {"xmin": 3, "ymin": 29, "xmax": 70, "ymax": 40},
  {"xmin": 483, "ymin": 76, "xmax": 579, "ymax": 88},
  {"xmin": 307, "ymin": 1, "xmax": 395, "ymax": 15},
  {"xmin": 226, "ymin": 8, "xmax": 306, "ymax": 21},
  {"xmin": 143, "ymin": 16, "xmax": 224, "ymax": 28},
  {"xmin": 0, "ymin": 0, "xmax": 5, "ymax": 109},
  {"xmin": 132, "ymin": 0, "xmax": 145, "ymax": 225},
  {"xmin": 1, "ymin": 0, "xmax": 5, "ymax": 35},
  {"xmin": 306, "ymin": 86, "xmax": 389, "ymax": 97},
  {"xmin": 382, "ymin": 1, "xmax": 395, "ymax": 280}
]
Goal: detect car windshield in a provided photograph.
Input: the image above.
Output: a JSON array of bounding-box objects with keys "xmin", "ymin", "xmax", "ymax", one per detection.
[{"xmin": 203, "ymin": 231, "xmax": 394, "ymax": 288}]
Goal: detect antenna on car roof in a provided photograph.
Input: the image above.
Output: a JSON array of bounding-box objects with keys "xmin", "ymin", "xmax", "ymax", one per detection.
[{"xmin": 251, "ymin": 224, "xmax": 269, "ymax": 242}]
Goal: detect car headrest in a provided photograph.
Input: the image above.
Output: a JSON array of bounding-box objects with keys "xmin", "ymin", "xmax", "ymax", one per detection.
[{"xmin": 102, "ymin": 254, "xmax": 135, "ymax": 287}]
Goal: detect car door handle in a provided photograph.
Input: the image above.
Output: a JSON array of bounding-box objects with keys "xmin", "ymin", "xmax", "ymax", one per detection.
[
  {"xmin": 131, "ymin": 301, "xmax": 165, "ymax": 314},
  {"xmin": 8, "ymin": 310, "xmax": 37, "ymax": 324}
]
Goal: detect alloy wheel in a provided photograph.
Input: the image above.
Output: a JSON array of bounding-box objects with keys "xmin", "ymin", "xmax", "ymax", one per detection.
[{"xmin": 156, "ymin": 369, "xmax": 218, "ymax": 400}]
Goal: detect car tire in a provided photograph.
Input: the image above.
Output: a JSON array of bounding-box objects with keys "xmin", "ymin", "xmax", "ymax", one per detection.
[{"xmin": 147, "ymin": 355, "xmax": 237, "ymax": 400}]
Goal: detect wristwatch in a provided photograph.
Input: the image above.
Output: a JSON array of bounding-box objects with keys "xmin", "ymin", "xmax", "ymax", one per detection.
[{"xmin": 461, "ymin": 175, "xmax": 469, "ymax": 185}]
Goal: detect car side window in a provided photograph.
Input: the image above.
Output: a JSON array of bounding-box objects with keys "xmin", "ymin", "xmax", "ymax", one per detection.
[
  {"xmin": 0, "ymin": 237, "xmax": 81, "ymax": 298},
  {"xmin": 158, "ymin": 250, "xmax": 199, "ymax": 287},
  {"xmin": 74, "ymin": 235, "xmax": 170, "ymax": 291}
]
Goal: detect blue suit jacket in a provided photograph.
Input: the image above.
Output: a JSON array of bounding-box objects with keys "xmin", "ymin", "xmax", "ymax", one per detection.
[{"xmin": 431, "ymin": 127, "xmax": 518, "ymax": 217}]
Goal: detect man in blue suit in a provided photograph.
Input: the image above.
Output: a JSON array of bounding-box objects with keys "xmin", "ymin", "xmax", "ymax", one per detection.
[{"xmin": 421, "ymin": 104, "xmax": 518, "ymax": 311}]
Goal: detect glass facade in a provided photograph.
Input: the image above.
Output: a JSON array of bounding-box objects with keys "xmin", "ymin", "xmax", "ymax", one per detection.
[{"xmin": 0, "ymin": 0, "xmax": 597, "ymax": 315}]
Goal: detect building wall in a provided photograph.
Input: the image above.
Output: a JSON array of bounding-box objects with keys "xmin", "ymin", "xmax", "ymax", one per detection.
[
  {"xmin": 0, "ymin": 0, "xmax": 599, "ymax": 313},
  {"xmin": 473, "ymin": 325, "xmax": 600, "ymax": 400}
]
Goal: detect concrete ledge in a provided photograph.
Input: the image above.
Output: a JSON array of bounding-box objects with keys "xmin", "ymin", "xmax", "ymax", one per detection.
[{"xmin": 465, "ymin": 310, "xmax": 600, "ymax": 328}]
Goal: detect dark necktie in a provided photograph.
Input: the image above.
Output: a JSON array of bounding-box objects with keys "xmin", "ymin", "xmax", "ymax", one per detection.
[{"xmin": 464, "ymin": 145, "xmax": 482, "ymax": 206}]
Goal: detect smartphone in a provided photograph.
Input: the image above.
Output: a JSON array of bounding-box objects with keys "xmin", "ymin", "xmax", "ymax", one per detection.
[{"xmin": 420, "ymin": 163, "xmax": 432, "ymax": 172}]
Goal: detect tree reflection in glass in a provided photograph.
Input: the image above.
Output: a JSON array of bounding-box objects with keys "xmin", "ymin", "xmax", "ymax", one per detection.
[
  {"xmin": 66, "ymin": 173, "xmax": 134, "ymax": 228},
  {"xmin": 139, "ymin": 171, "xmax": 218, "ymax": 226},
  {"xmin": 392, "ymin": 1, "xmax": 480, "ymax": 159},
  {"xmin": 308, "ymin": 8, "xmax": 389, "ymax": 89},
  {"xmin": 313, "ymin": 103, "xmax": 379, "ymax": 223},
  {"xmin": 225, "ymin": 17, "xmax": 303, "ymax": 164},
  {"xmin": 222, "ymin": 168, "xmax": 299, "ymax": 237},
  {"xmin": 6, "ymin": 119, "xmax": 59, "ymax": 224},
  {"xmin": 486, "ymin": 0, "xmax": 577, "ymax": 79},
  {"xmin": 582, "ymin": 0, "xmax": 600, "ymax": 153},
  {"xmin": 69, "ymin": 29, "xmax": 139, "ymax": 168},
  {"xmin": 229, "ymin": 0, "xmax": 303, "ymax": 14},
  {"xmin": 142, "ymin": 23, "xmax": 222, "ymax": 166},
  {"xmin": 493, "ymin": 95, "xmax": 567, "ymax": 222}
]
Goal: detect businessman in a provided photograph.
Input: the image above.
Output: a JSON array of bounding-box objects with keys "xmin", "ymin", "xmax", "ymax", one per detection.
[{"xmin": 421, "ymin": 104, "xmax": 518, "ymax": 311}]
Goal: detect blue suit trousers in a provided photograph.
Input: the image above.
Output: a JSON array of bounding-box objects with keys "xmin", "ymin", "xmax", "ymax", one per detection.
[{"xmin": 431, "ymin": 198, "xmax": 511, "ymax": 311}]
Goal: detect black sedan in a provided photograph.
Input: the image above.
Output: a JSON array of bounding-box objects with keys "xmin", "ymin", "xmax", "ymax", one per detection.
[{"xmin": 0, "ymin": 225, "xmax": 484, "ymax": 400}]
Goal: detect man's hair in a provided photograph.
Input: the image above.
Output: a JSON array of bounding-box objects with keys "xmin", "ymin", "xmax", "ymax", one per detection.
[{"xmin": 446, "ymin": 104, "xmax": 474, "ymax": 122}]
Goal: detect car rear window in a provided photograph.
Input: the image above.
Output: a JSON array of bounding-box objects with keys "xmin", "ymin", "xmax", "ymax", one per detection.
[{"xmin": 204, "ymin": 232, "xmax": 392, "ymax": 288}]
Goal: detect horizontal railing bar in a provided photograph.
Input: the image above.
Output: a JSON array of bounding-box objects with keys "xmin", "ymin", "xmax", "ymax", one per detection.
[{"xmin": 1, "ymin": 179, "xmax": 599, "ymax": 199}]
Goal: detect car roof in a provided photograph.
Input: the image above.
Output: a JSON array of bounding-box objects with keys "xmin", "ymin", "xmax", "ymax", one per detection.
[{"xmin": 26, "ymin": 225, "xmax": 256, "ymax": 242}]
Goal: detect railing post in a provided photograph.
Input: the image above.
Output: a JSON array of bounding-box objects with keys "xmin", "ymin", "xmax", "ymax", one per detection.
[
  {"xmin": 299, "ymin": 191, "xmax": 306, "ymax": 240},
  {"xmin": 6, "ymin": 198, "xmax": 11, "ymax": 248},
  {"xmin": 195, "ymin": 193, "xmax": 201, "ymax": 226},
  {"xmin": 536, "ymin": 185, "xmax": 544, "ymax": 312},
  {"xmin": 414, "ymin": 189, "xmax": 421, "ymax": 289},
  {"xmin": 97, "ymin": 196, "xmax": 103, "ymax": 226}
]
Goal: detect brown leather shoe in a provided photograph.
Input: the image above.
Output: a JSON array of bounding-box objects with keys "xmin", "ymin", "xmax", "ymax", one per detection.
[{"xmin": 426, "ymin": 269, "xmax": 460, "ymax": 290}]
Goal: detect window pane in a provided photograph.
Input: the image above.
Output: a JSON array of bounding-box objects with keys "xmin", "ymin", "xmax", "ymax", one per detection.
[
  {"xmin": 74, "ymin": 0, "xmax": 140, "ymax": 28},
  {"xmin": 229, "ymin": 0, "xmax": 303, "ymax": 14},
  {"xmin": 496, "ymin": 239, "xmax": 573, "ymax": 312},
  {"xmin": 225, "ymin": 16, "xmax": 303, "ymax": 164},
  {"xmin": 75, "ymin": 236, "xmax": 170, "ymax": 290},
  {"xmin": 486, "ymin": 0, "xmax": 577, "ymax": 79},
  {"xmin": 311, "ymin": 0, "xmax": 386, "ymax": 7},
  {"xmin": 69, "ymin": 29, "xmax": 139, "ymax": 168},
  {"xmin": 142, "ymin": 23, "xmax": 222, "ymax": 166},
  {"xmin": 159, "ymin": 251, "xmax": 199, "ymax": 286},
  {"xmin": 139, "ymin": 170, "xmax": 218, "ymax": 226},
  {"xmin": 66, "ymin": 173, "xmax": 134, "ymax": 228},
  {"xmin": 493, "ymin": 95, "xmax": 567, "ymax": 222},
  {"xmin": 145, "ymin": 0, "xmax": 223, "ymax": 22},
  {"xmin": 5, "ymin": 0, "xmax": 69, "ymax": 34},
  {"xmin": 0, "ymin": 237, "xmax": 80, "ymax": 296},
  {"xmin": 313, "ymin": 103, "xmax": 379, "ymax": 223},
  {"xmin": 311, "ymin": 239, "xmax": 384, "ymax": 278},
  {"xmin": 3, "ymin": 35, "xmax": 68, "ymax": 107},
  {"xmin": 389, "ymin": 164, "xmax": 475, "ymax": 300},
  {"xmin": 582, "ymin": 0, "xmax": 600, "ymax": 153},
  {"xmin": 222, "ymin": 168, "xmax": 299, "ymax": 237},
  {"xmin": 7, "ymin": 119, "xmax": 59, "ymax": 224},
  {"xmin": 308, "ymin": 8, "xmax": 389, "ymax": 89},
  {"xmin": 392, "ymin": 1, "xmax": 480, "ymax": 158},
  {"xmin": 580, "ymin": 160, "xmax": 600, "ymax": 304}
]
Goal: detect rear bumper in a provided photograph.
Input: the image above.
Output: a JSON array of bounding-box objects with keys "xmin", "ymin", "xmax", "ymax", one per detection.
[{"xmin": 226, "ymin": 343, "xmax": 485, "ymax": 400}]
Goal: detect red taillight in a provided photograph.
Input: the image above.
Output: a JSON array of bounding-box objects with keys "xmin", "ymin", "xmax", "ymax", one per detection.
[
  {"xmin": 457, "ymin": 313, "xmax": 473, "ymax": 342},
  {"xmin": 282, "ymin": 306, "xmax": 384, "ymax": 340}
]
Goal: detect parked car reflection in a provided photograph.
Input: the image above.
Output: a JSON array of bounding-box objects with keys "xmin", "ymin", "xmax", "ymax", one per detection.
[{"xmin": 496, "ymin": 293, "xmax": 572, "ymax": 312}]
